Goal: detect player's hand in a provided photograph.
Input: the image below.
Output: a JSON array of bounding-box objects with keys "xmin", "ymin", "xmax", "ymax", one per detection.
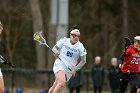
[
  {"xmin": 119, "ymin": 64, "xmax": 121, "ymax": 68},
  {"xmin": 119, "ymin": 64, "xmax": 123, "ymax": 68},
  {"xmin": 71, "ymin": 69, "xmax": 76, "ymax": 77},
  {"xmin": 53, "ymin": 51, "xmax": 60, "ymax": 58},
  {"xmin": 2, "ymin": 61, "xmax": 14, "ymax": 68}
]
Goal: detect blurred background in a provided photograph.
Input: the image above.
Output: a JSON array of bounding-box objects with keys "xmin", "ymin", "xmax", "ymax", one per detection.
[{"xmin": 0, "ymin": 0, "xmax": 140, "ymax": 93}]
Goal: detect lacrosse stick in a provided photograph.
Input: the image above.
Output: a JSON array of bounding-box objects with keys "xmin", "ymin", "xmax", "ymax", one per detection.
[
  {"xmin": 33, "ymin": 32, "xmax": 72, "ymax": 71},
  {"xmin": 120, "ymin": 37, "xmax": 132, "ymax": 63},
  {"xmin": 0, "ymin": 55, "xmax": 14, "ymax": 67}
]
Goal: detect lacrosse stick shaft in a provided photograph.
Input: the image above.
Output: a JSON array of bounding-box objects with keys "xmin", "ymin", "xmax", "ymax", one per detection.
[
  {"xmin": 0, "ymin": 55, "xmax": 14, "ymax": 67},
  {"xmin": 44, "ymin": 43, "xmax": 55, "ymax": 53},
  {"xmin": 33, "ymin": 32, "xmax": 72, "ymax": 71}
]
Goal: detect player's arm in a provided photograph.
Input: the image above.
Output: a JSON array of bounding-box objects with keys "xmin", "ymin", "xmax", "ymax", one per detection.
[
  {"xmin": 52, "ymin": 37, "xmax": 66, "ymax": 56},
  {"xmin": 52, "ymin": 45, "xmax": 60, "ymax": 57},
  {"xmin": 52, "ymin": 45, "xmax": 59, "ymax": 53},
  {"xmin": 74, "ymin": 55, "xmax": 86, "ymax": 71}
]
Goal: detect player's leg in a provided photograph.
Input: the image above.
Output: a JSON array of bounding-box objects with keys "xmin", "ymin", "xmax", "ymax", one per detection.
[
  {"xmin": 53, "ymin": 70, "xmax": 66, "ymax": 93},
  {"xmin": 137, "ymin": 82, "xmax": 140, "ymax": 93},
  {"xmin": 137, "ymin": 75, "xmax": 140, "ymax": 93},
  {"xmin": 137, "ymin": 88, "xmax": 140, "ymax": 93},
  {"xmin": 69, "ymin": 87, "xmax": 74, "ymax": 93},
  {"xmin": 119, "ymin": 78, "xmax": 129, "ymax": 93},
  {"xmin": 76, "ymin": 86, "xmax": 80, "ymax": 93},
  {"xmin": 0, "ymin": 76, "xmax": 4, "ymax": 93},
  {"xmin": 93, "ymin": 86, "xmax": 97, "ymax": 93},
  {"xmin": 48, "ymin": 80, "xmax": 57, "ymax": 93},
  {"xmin": 130, "ymin": 75, "xmax": 139, "ymax": 93},
  {"xmin": 98, "ymin": 86, "xmax": 102, "ymax": 93}
]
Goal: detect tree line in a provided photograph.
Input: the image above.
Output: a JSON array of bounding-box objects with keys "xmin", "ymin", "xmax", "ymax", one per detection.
[{"xmin": 0, "ymin": 0, "xmax": 140, "ymax": 69}]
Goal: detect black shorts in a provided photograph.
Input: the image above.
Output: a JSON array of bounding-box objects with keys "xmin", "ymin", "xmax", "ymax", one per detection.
[{"xmin": 121, "ymin": 72, "xmax": 137, "ymax": 80}]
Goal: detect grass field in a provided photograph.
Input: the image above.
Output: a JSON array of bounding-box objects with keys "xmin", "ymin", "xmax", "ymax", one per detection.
[
  {"xmin": 6, "ymin": 85, "xmax": 112, "ymax": 93},
  {"xmin": 8, "ymin": 87, "xmax": 110, "ymax": 93}
]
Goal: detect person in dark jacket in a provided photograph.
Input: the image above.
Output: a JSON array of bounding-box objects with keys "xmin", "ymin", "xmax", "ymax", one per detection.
[
  {"xmin": 108, "ymin": 57, "xmax": 121, "ymax": 93},
  {"xmin": 68, "ymin": 69, "xmax": 83, "ymax": 93},
  {"xmin": 91, "ymin": 56, "xmax": 104, "ymax": 93}
]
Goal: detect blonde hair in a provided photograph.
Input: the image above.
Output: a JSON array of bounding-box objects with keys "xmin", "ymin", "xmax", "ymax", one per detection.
[
  {"xmin": 111, "ymin": 57, "xmax": 117, "ymax": 63},
  {"xmin": 95, "ymin": 56, "xmax": 101, "ymax": 61},
  {"xmin": 111, "ymin": 57, "xmax": 118, "ymax": 67}
]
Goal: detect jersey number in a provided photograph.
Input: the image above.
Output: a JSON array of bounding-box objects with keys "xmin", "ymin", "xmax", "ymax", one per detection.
[
  {"xmin": 131, "ymin": 58, "xmax": 139, "ymax": 64},
  {"xmin": 66, "ymin": 51, "xmax": 73, "ymax": 57}
]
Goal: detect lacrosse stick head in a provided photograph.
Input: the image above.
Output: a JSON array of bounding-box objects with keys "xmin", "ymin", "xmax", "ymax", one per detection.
[{"xmin": 34, "ymin": 32, "xmax": 46, "ymax": 45}]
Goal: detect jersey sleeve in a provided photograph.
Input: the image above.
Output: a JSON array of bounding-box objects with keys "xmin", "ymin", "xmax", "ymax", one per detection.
[
  {"xmin": 79, "ymin": 43, "xmax": 87, "ymax": 56},
  {"xmin": 56, "ymin": 37, "xmax": 67, "ymax": 48}
]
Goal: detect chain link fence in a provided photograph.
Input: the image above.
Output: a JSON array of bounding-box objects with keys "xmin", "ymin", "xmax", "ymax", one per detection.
[{"xmin": 2, "ymin": 68, "xmax": 110, "ymax": 93}]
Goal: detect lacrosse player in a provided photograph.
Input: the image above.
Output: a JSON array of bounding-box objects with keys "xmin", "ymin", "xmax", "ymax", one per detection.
[
  {"xmin": 137, "ymin": 78, "xmax": 140, "ymax": 93},
  {"xmin": 119, "ymin": 35, "xmax": 140, "ymax": 93},
  {"xmin": 0, "ymin": 21, "xmax": 4, "ymax": 93},
  {"xmin": 48, "ymin": 26, "xmax": 87, "ymax": 93}
]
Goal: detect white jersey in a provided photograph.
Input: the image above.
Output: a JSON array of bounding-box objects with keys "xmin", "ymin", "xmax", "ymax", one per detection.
[
  {"xmin": 54, "ymin": 37, "xmax": 86, "ymax": 69},
  {"xmin": 53, "ymin": 37, "xmax": 87, "ymax": 80},
  {"xmin": 0, "ymin": 69, "xmax": 2, "ymax": 76}
]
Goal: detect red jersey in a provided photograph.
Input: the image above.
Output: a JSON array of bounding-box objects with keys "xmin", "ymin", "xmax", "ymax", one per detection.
[{"xmin": 121, "ymin": 45, "xmax": 140, "ymax": 73}]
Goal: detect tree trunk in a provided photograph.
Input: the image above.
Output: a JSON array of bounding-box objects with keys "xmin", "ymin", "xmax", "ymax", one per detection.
[
  {"xmin": 29, "ymin": 0, "xmax": 46, "ymax": 69},
  {"xmin": 47, "ymin": 24, "xmax": 56, "ymax": 69},
  {"xmin": 123, "ymin": 0, "xmax": 128, "ymax": 36}
]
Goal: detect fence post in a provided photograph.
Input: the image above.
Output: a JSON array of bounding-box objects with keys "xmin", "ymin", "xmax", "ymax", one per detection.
[{"xmin": 11, "ymin": 69, "xmax": 15, "ymax": 93}]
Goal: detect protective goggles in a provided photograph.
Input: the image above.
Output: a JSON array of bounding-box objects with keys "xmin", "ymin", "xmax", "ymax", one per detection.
[
  {"xmin": 134, "ymin": 40, "xmax": 140, "ymax": 44},
  {"xmin": 70, "ymin": 34, "xmax": 80, "ymax": 38}
]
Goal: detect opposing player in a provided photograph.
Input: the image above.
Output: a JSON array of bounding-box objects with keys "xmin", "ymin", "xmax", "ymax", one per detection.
[
  {"xmin": 0, "ymin": 21, "xmax": 4, "ymax": 93},
  {"xmin": 48, "ymin": 26, "xmax": 87, "ymax": 93},
  {"xmin": 137, "ymin": 80, "xmax": 140, "ymax": 93},
  {"xmin": 119, "ymin": 34, "xmax": 140, "ymax": 93},
  {"xmin": 0, "ymin": 21, "xmax": 14, "ymax": 93}
]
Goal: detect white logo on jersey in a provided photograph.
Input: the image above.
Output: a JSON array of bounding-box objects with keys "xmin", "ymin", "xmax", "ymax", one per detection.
[{"xmin": 63, "ymin": 45, "xmax": 77, "ymax": 52}]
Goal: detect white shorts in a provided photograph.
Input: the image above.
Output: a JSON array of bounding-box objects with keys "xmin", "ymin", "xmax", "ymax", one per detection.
[
  {"xmin": 53, "ymin": 59, "xmax": 72, "ymax": 81},
  {"xmin": 0, "ymin": 69, "xmax": 3, "ymax": 76}
]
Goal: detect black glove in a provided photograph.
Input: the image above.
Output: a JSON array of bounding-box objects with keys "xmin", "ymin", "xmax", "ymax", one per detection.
[
  {"xmin": 2, "ymin": 61, "xmax": 14, "ymax": 68},
  {"xmin": 0, "ymin": 55, "xmax": 14, "ymax": 68},
  {"xmin": 0, "ymin": 55, "xmax": 5, "ymax": 63},
  {"xmin": 8, "ymin": 62, "xmax": 14, "ymax": 68}
]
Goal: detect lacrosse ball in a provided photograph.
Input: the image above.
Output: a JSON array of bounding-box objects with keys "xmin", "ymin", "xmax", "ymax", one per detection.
[{"xmin": 36, "ymin": 36, "xmax": 40, "ymax": 40}]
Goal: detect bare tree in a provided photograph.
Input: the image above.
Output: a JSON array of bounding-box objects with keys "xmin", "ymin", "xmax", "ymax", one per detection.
[
  {"xmin": 123, "ymin": 0, "xmax": 128, "ymax": 36},
  {"xmin": 29, "ymin": 0, "xmax": 46, "ymax": 69}
]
